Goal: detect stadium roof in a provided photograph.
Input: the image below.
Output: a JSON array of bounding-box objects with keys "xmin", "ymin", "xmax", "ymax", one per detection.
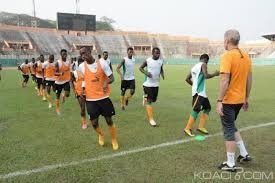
[{"xmin": 262, "ymin": 34, "xmax": 275, "ymax": 41}]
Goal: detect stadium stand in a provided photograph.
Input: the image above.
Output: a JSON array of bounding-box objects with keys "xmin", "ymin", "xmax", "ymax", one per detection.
[
  {"xmin": 155, "ymin": 35, "xmax": 189, "ymax": 58},
  {"xmin": 94, "ymin": 34, "xmax": 127, "ymax": 56},
  {"xmin": 0, "ymin": 25, "xmax": 274, "ymax": 64}
]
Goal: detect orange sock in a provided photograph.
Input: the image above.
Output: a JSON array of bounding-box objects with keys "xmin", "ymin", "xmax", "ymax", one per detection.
[
  {"xmin": 120, "ymin": 96, "xmax": 125, "ymax": 107},
  {"xmin": 199, "ymin": 113, "xmax": 208, "ymax": 128},
  {"xmin": 185, "ymin": 115, "xmax": 195, "ymax": 130},
  {"xmin": 146, "ymin": 105, "xmax": 154, "ymax": 121},
  {"xmin": 109, "ymin": 124, "xmax": 118, "ymax": 150},
  {"xmin": 109, "ymin": 125, "xmax": 117, "ymax": 140},
  {"xmin": 55, "ymin": 99, "xmax": 60, "ymax": 109},
  {"xmin": 126, "ymin": 93, "xmax": 133, "ymax": 101},
  {"xmin": 81, "ymin": 117, "xmax": 87, "ymax": 125},
  {"xmin": 47, "ymin": 94, "xmax": 53, "ymax": 103},
  {"xmin": 95, "ymin": 127, "xmax": 104, "ymax": 136}
]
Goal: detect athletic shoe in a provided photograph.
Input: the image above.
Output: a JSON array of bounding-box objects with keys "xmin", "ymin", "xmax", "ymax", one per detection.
[
  {"xmin": 149, "ymin": 119, "xmax": 157, "ymax": 127},
  {"xmin": 48, "ymin": 103, "xmax": 52, "ymax": 109},
  {"xmin": 121, "ymin": 106, "xmax": 125, "ymax": 111},
  {"xmin": 56, "ymin": 108, "xmax": 61, "ymax": 115},
  {"xmin": 111, "ymin": 139, "xmax": 119, "ymax": 150},
  {"xmin": 218, "ymin": 162, "xmax": 236, "ymax": 172},
  {"xmin": 42, "ymin": 96, "xmax": 47, "ymax": 101},
  {"xmin": 197, "ymin": 128, "xmax": 209, "ymax": 134},
  {"xmin": 184, "ymin": 129, "xmax": 195, "ymax": 137},
  {"xmin": 82, "ymin": 123, "xmax": 88, "ymax": 129},
  {"xmin": 237, "ymin": 154, "xmax": 252, "ymax": 163}
]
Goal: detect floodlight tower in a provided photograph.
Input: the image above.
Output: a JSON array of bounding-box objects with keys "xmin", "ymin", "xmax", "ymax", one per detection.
[
  {"xmin": 31, "ymin": 0, "xmax": 38, "ymax": 27},
  {"xmin": 76, "ymin": 0, "xmax": 80, "ymax": 14}
]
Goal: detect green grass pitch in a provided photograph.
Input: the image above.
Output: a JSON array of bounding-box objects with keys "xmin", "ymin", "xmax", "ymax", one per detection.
[{"xmin": 0, "ymin": 65, "xmax": 274, "ymax": 182}]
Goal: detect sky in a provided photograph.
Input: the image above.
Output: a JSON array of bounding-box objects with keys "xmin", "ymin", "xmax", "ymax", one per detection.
[{"xmin": 0, "ymin": 0, "xmax": 274, "ymax": 41}]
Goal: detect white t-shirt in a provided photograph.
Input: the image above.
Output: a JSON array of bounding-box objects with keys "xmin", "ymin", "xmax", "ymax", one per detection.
[
  {"xmin": 143, "ymin": 57, "xmax": 163, "ymax": 87},
  {"xmin": 191, "ymin": 62, "xmax": 207, "ymax": 97},
  {"xmin": 100, "ymin": 58, "xmax": 111, "ymax": 66},
  {"xmin": 122, "ymin": 57, "xmax": 135, "ymax": 80}
]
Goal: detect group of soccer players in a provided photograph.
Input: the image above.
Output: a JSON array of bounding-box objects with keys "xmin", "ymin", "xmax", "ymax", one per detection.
[
  {"xmin": 16, "ymin": 46, "xmax": 166, "ymax": 151},
  {"xmin": 14, "ymin": 29, "xmax": 253, "ymax": 172}
]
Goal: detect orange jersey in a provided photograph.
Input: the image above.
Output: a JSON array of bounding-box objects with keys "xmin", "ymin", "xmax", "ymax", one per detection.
[
  {"xmin": 44, "ymin": 62, "xmax": 56, "ymax": 80},
  {"xmin": 20, "ymin": 64, "xmax": 30, "ymax": 75},
  {"xmin": 84, "ymin": 61, "xmax": 111, "ymax": 101},
  {"xmin": 220, "ymin": 49, "xmax": 252, "ymax": 104},
  {"xmin": 56, "ymin": 60, "xmax": 71, "ymax": 83},
  {"xmin": 36, "ymin": 61, "xmax": 43, "ymax": 78},
  {"xmin": 73, "ymin": 70, "xmax": 83, "ymax": 96}
]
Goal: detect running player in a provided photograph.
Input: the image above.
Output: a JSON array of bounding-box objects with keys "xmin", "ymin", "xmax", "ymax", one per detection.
[
  {"xmin": 19, "ymin": 59, "xmax": 30, "ymax": 88},
  {"xmin": 116, "ymin": 47, "xmax": 135, "ymax": 110},
  {"xmin": 79, "ymin": 47, "xmax": 118, "ymax": 150},
  {"xmin": 100, "ymin": 51, "xmax": 113, "ymax": 71},
  {"xmin": 139, "ymin": 47, "xmax": 165, "ymax": 127},
  {"xmin": 54, "ymin": 49, "xmax": 71, "ymax": 115},
  {"xmin": 184, "ymin": 54, "xmax": 219, "ymax": 136},
  {"xmin": 34, "ymin": 55, "xmax": 46, "ymax": 100},
  {"xmin": 71, "ymin": 56, "xmax": 87, "ymax": 129},
  {"xmin": 29, "ymin": 58, "xmax": 37, "ymax": 83},
  {"xmin": 42, "ymin": 55, "xmax": 56, "ymax": 108}
]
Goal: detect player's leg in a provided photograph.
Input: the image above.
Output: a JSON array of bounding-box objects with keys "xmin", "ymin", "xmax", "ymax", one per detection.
[
  {"xmin": 144, "ymin": 86, "xmax": 158, "ymax": 127},
  {"xmin": 87, "ymin": 101, "xmax": 104, "ymax": 146},
  {"xmin": 120, "ymin": 80, "xmax": 127, "ymax": 110},
  {"xmin": 100, "ymin": 98, "xmax": 118, "ymax": 150},
  {"xmin": 55, "ymin": 83, "xmax": 62, "ymax": 114},
  {"xmin": 197, "ymin": 97, "xmax": 211, "ymax": 134},
  {"xmin": 125, "ymin": 80, "xmax": 135, "ymax": 106},
  {"xmin": 62, "ymin": 82, "xmax": 70, "ymax": 103},
  {"xmin": 184, "ymin": 94, "xmax": 202, "ymax": 136},
  {"xmin": 77, "ymin": 96, "xmax": 87, "ymax": 129}
]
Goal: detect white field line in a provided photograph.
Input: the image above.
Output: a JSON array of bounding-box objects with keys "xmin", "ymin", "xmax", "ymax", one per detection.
[{"xmin": 1, "ymin": 121, "xmax": 275, "ymax": 180}]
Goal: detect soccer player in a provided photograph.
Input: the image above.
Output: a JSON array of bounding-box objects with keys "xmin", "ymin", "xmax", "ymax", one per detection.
[
  {"xmin": 184, "ymin": 54, "xmax": 219, "ymax": 136},
  {"xmin": 34, "ymin": 55, "xmax": 46, "ymax": 99},
  {"xmin": 216, "ymin": 29, "xmax": 252, "ymax": 171},
  {"xmin": 29, "ymin": 58, "xmax": 37, "ymax": 83},
  {"xmin": 116, "ymin": 47, "xmax": 135, "ymax": 110},
  {"xmin": 42, "ymin": 55, "xmax": 56, "ymax": 108},
  {"xmin": 139, "ymin": 47, "xmax": 165, "ymax": 127},
  {"xmin": 54, "ymin": 49, "xmax": 71, "ymax": 115},
  {"xmin": 79, "ymin": 47, "xmax": 118, "ymax": 150},
  {"xmin": 71, "ymin": 57, "xmax": 87, "ymax": 129},
  {"xmin": 18, "ymin": 59, "xmax": 30, "ymax": 88},
  {"xmin": 100, "ymin": 51, "xmax": 113, "ymax": 71}
]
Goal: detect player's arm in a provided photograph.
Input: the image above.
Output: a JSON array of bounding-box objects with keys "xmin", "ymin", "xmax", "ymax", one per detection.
[
  {"xmin": 116, "ymin": 59, "xmax": 125, "ymax": 80},
  {"xmin": 217, "ymin": 73, "xmax": 230, "ymax": 101},
  {"xmin": 70, "ymin": 72, "xmax": 78, "ymax": 97},
  {"xmin": 160, "ymin": 64, "xmax": 165, "ymax": 80},
  {"xmin": 109, "ymin": 63, "xmax": 113, "ymax": 72},
  {"xmin": 139, "ymin": 61, "xmax": 152, "ymax": 78},
  {"xmin": 185, "ymin": 72, "xmax": 193, "ymax": 86},
  {"xmin": 201, "ymin": 63, "xmax": 219, "ymax": 79},
  {"xmin": 18, "ymin": 64, "xmax": 23, "ymax": 72}
]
